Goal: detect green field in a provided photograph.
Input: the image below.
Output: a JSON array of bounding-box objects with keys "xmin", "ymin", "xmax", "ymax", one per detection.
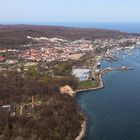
[{"xmin": 78, "ymin": 80, "xmax": 94, "ymax": 89}]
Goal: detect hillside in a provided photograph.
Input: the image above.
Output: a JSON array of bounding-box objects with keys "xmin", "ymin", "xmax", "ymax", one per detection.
[
  {"xmin": 0, "ymin": 25, "xmax": 137, "ymax": 48},
  {"xmin": 0, "ymin": 71, "xmax": 83, "ymax": 140}
]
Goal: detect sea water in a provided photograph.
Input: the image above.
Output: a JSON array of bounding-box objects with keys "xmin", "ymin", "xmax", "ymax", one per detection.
[{"xmin": 76, "ymin": 48, "xmax": 140, "ymax": 140}]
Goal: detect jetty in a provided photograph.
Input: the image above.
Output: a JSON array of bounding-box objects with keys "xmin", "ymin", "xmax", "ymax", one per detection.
[{"xmin": 101, "ymin": 66, "xmax": 133, "ymax": 75}]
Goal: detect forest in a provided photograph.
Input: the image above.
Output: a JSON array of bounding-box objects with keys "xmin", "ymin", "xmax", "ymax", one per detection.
[{"xmin": 0, "ymin": 71, "xmax": 84, "ymax": 140}]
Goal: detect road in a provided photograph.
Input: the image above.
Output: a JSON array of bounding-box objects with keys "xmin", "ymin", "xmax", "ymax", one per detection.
[{"xmin": 91, "ymin": 55, "xmax": 102, "ymax": 80}]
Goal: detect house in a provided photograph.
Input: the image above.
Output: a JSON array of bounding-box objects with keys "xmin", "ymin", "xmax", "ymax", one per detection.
[
  {"xmin": 0, "ymin": 56, "xmax": 6, "ymax": 62},
  {"xmin": 6, "ymin": 59, "xmax": 18, "ymax": 64},
  {"xmin": 1, "ymin": 104, "xmax": 16, "ymax": 116},
  {"xmin": 95, "ymin": 69, "xmax": 100, "ymax": 74}
]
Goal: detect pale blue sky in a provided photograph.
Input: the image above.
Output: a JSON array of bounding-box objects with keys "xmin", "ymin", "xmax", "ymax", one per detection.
[{"xmin": 0, "ymin": 0, "xmax": 140, "ymax": 23}]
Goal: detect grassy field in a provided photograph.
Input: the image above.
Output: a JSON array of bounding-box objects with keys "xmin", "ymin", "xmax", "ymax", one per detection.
[{"xmin": 78, "ymin": 80, "xmax": 95, "ymax": 89}]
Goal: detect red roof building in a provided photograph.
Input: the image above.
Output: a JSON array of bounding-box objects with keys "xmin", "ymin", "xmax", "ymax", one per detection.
[{"xmin": 0, "ymin": 56, "xmax": 6, "ymax": 62}]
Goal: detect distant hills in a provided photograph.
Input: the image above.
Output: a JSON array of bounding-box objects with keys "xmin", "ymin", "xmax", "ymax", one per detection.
[{"xmin": 0, "ymin": 25, "xmax": 139, "ymax": 47}]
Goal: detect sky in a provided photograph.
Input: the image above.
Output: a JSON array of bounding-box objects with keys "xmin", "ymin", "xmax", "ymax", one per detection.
[{"xmin": 0, "ymin": 0, "xmax": 140, "ymax": 23}]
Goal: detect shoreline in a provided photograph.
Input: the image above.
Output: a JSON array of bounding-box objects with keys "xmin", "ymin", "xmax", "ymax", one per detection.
[
  {"xmin": 74, "ymin": 48, "xmax": 136, "ymax": 140},
  {"xmin": 75, "ymin": 72, "xmax": 105, "ymax": 94},
  {"xmin": 74, "ymin": 73, "xmax": 104, "ymax": 140},
  {"xmin": 74, "ymin": 67, "xmax": 132, "ymax": 140},
  {"xmin": 75, "ymin": 121, "xmax": 86, "ymax": 140},
  {"xmin": 75, "ymin": 66, "xmax": 133, "ymax": 94}
]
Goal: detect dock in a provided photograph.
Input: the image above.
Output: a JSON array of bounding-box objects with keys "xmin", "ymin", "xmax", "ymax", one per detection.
[{"xmin": 101, "ymin": 66, "xmax": 134, "ymax": 75}]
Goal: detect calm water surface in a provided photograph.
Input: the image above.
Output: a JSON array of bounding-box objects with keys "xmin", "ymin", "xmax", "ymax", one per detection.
[{"xmin": 76, "ymin": 48, "xmax": 140, "ymax": 140}]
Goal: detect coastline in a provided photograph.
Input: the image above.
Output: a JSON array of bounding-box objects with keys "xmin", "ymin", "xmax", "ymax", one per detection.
[
  {"xmin": 74, "ymin": 67, "xmax": 131, "ymax": 140},
  {"xmin": 75, "ymin": 72, "xmax": 105, "ymax": 94},
  {"xmin": 75, "ymin": 121, "xmax": 86, "ymax": 140},
  {"xmin": 74, "ymin": 73, "xmax": 104, "ymax": 140},
  {"xmin": 74, "ymin": 55, "xmax": 105, "ymax": 140},
  {"xmin": 74, "ymin": 46, "xmax": 135, "ymax": 140},
  {"xmin": 74, "ymin": 48, "xmax": 140, "ymax": 140},
  {"xmin": 75, "ymin": 66, "xmax": 133, "ymax": 94}
]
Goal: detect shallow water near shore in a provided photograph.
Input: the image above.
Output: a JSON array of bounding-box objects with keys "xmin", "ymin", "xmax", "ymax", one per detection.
[{"xmin": 75, "ymin": 48, "xmax": 140, "ymax": 140}]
